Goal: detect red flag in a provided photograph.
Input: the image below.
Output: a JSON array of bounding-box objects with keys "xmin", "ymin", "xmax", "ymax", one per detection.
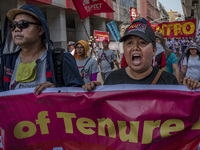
[
  {"xmin": 147, "ymin": 19, "xmax": 153, "ymax": 29},
  {"xmin": 130, "ymin": 7, "xmax": 138, "ymax": 23},
  {"xmin": 72, "ymin": 0, "xmax": 115, "ymax": 20}
]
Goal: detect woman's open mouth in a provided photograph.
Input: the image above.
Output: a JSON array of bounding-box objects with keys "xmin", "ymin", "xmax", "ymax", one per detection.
[{"xmin": 132, "ymin": 54, "xmax": 141, "ymax": 65}]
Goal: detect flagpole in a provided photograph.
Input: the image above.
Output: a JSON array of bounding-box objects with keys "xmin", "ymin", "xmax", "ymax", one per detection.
[
  {"xmin": 72, "ymin": 0, "xmax": 115, "ymax": 40},
  {"xmin": 81, "ymin": 20, "xmax": 90, "ymax": 40}
]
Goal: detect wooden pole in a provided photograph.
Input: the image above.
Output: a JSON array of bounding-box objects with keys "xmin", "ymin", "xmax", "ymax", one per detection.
[{"xmin": 81, "ymin": 20, "xmax": 90, "ymax": 40}]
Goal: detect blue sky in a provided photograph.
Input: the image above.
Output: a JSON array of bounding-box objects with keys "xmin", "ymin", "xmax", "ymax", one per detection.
[{"xmin": 159, "ymin": 0, "xmax": 183, "ymax": 15}]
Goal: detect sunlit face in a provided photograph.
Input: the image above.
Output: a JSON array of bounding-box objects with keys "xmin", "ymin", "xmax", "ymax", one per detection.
[
  {"xmin": 124, "ymin": 35, "xmax": 156, "ymax": 73},
  {"xmin": 189, "ymin": 48, "xmax": 198, "ymax": 56},
  {"xmin": 11, "ymin": 14, "xmax": 43, "ymax": 47},
  {"xmin": 75, "ymin": 43, "xmax": 85, "ymax": 56}
]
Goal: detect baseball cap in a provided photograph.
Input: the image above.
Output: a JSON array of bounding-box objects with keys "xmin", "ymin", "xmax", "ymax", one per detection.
[
  {"xmin": 102, "ymin": 40, "xmax": 110, "ymax": 43},
  {"xmin": 67, "ymin": 41, "xmax": 76, "ymax": 46},
  {"xmin": 119, "ymin": 18, "xmax": 156, "ymax": 45}
]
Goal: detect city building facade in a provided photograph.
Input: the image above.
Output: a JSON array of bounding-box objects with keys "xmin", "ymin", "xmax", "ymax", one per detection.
[
  {"xmin": 168, "ymin": 10, "xmax": 183, "ymax": 22},
  {"xmin": 150, "ymin": 1, "xmax": 169, "ymax": 25},
  {"xmin": 0, "ymin": 0, "xmax": 172, "ymax": 50},
  {"xmin": 168, "ymin": 9, "xmax": 174, "ymax": 22},
  {"xmin": 181, "ymin": 0, "xmax": 200, "ymax": 23},
  {"xmin": 0, "ymin": 0, "xmax": 137, "ymax": 50},
  {"xmin": 138, "ymin": 0, "xmax": 160, "ymax": 24},
  {"xmin": 173, "ymin": 11, "xmax": 182, "ymax": 21}
]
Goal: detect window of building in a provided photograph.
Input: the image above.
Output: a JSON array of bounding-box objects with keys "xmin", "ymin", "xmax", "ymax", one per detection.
[
  {"xmin": 67, "ymin": 22, "xmax": 75, "ymax": 29},
  {"xmin": 66, "ymin": 13, "xmax": 75, "ymax": 29},
  {"xmin": 147, "ymin": 9, "xmax": 151, "ymax": 18},
  {"xmin": 120, "ymin": 0, "xmax": 136, "ymax": 8}
]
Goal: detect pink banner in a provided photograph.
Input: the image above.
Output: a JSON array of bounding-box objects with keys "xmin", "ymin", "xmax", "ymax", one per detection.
[
  {"xmin": 0, "ymin": 85, "xmax": 200, "ymax": 150},
  {"xmin": 152, "ymin": 19, "xmax": 196, "ymax": 38}
]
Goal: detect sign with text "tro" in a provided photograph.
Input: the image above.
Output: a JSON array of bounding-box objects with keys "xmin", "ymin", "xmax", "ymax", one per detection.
[{"xmin": 152, "ymin": 19, "xmax": 196, "ymax": 38}]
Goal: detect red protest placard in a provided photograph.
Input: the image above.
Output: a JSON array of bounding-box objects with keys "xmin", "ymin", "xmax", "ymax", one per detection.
[
  {"xmin": 130, "ymin": 7, "xmax": 138, "ymax": 23},
  {"xmin": 72, "ymin": 0, "xmax": 114, "ymax": 20},
  {"xmin": 94, "ymin": 30, "xmax": 109, "ymax": 42},
  {"xmin": 152, "ymin": 19, "xmax": 196, "ymax": 38}
]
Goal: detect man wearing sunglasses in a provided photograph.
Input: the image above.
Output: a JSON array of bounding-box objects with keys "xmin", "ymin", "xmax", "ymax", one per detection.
[{"xmin": 0, "ymin": 4, "xmax": 84, "ymax": 94}]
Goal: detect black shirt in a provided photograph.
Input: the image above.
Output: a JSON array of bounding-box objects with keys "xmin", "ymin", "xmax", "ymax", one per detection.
[{"xmin": 104, "ymin": 66, "xmax": 179, "ymax": 85}]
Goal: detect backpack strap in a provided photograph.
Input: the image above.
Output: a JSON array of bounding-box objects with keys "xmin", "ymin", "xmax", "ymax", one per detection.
[
  {"xmin": 103, "ymin": 50, "xmax": 110, "ymax": 63},
  {"xmin": 151, "ymin": 69, "xmax": 163, "ymax": 85},
  {"xmin": 81, "ymin": 57, "xmax": 91, "ymax": 72},
  {"xmin": 52, "ymin": 48, "xmax": 65, "ymax": 87}
]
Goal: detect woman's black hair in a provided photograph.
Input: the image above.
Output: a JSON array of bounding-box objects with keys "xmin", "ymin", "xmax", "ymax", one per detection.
[{"xmin": 186, "ymin": 47, "xmax": 200, "ymax": 62}]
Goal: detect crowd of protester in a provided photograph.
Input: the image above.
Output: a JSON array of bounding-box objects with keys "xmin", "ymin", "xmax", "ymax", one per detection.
[
  {"xmin": 1, "ymin": 4, "xmax": 200, "ymax": 150},
  {"xmin": 0, "ymin": 4, "xmax": 200, "ymax": 94}
]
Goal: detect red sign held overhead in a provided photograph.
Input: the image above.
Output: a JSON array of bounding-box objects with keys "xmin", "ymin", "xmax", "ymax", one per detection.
[
  {"xmin": 130, "ymin": 7, "xmax": 138, "ymax": 23},
  {"xmin": 152, "ymin": 19, "xmax": 196, "ymax": 38},
  {"xmin": 72, "ymin": 0, "xmax": 114, "ymax": 20},
  {"xmin": 94, "ymin": 30, "xmax": 109, "ymax": 42}
]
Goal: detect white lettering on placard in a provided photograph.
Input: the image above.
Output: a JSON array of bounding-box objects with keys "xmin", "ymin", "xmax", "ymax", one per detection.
[{"xmin": 84, "ymin": 3, "xmax": 103, "ymax": 13}]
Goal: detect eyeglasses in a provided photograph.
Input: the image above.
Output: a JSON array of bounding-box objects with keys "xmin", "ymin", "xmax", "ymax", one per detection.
[
  {"xmin": 9, "ymin": 20, "xmax": 41, "ymax": 31},
  {"xmin": 76, "ymin": 46, "xmax": 84, "ymax": 50}
]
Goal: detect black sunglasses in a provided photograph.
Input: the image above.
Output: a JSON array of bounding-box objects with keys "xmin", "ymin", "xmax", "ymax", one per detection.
[{"xmin": 9, "ymin": 20, "xmax": 41, "ymax": 31}]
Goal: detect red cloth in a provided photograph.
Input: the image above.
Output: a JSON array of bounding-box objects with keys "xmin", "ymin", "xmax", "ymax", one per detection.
[
  {"xmin": 152, "ymin": 52, "xmax": 166, "ymax": 69},
  {"xmin": 160, "ymin": 52, "xmax": 167, "ymax": 68},
  {"xmin": 121, "ymin": 54, "xmax": 128, "ymax": 68},
  {"xmin": 154, "ymin": 52, "xmax": 166, "ymax": 68},
  {"xmin": 102, "ymin": 39, "xmax": 110, "ymax": 43},
  {"xmin": 72, "ymin": 0, "xmax": 114, "ymax": 20}
]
